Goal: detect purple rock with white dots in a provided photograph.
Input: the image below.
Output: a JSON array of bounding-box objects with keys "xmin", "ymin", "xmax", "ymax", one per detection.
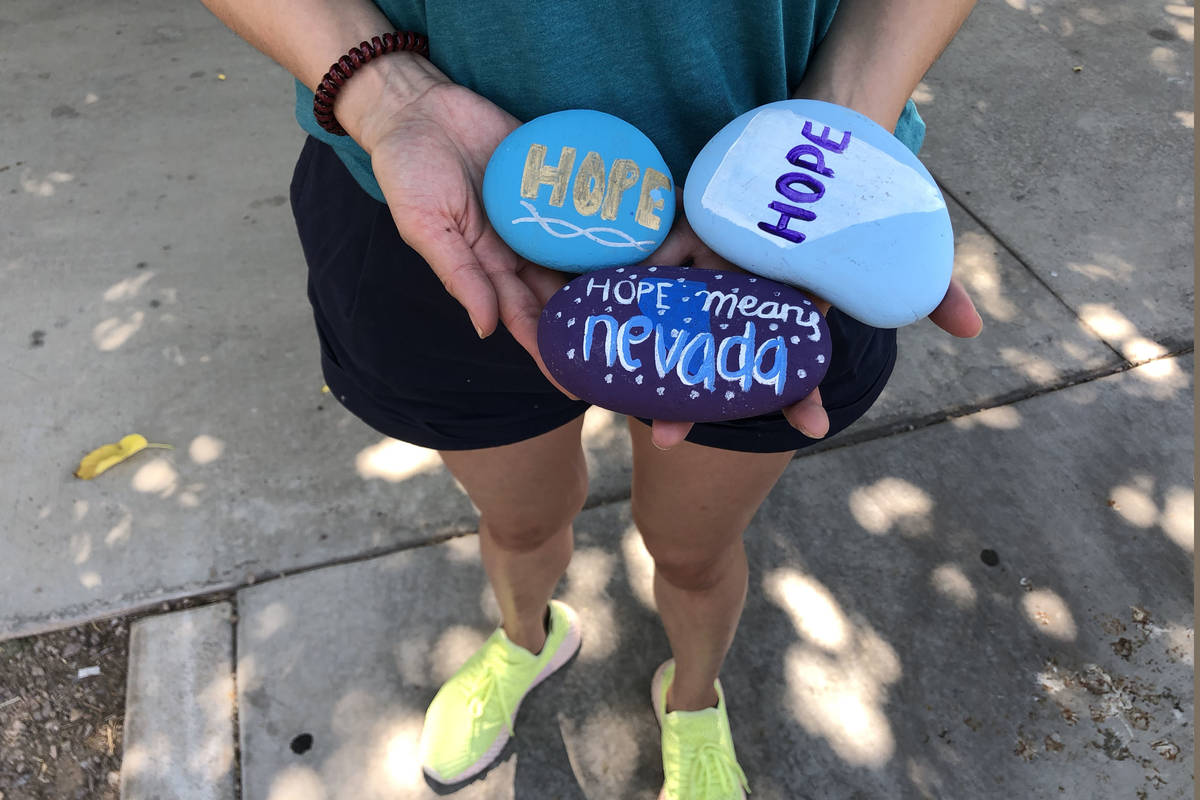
[{"xmin": 537, "ymin": 265, "xmax": 831, "ymax": 422}]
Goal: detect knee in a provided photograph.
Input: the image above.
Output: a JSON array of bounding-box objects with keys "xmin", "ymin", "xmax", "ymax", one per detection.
[
  {"xmin": 481, "ymin": 473, "xmax": 587, "ymax": 553},
  {"xmin": 634, "ymin": 508, "xmax": 743, "ymax": 592},
  {"xmin": 651, "ymin": 549, "xmax": 735, "ymax": 592}
]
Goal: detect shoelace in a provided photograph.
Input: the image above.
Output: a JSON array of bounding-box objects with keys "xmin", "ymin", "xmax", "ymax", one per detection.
[
  {"xmin": 463, "ymin": 648, "xmax": 519, "ymax": 737},
  {"xmin": 677, "ymin": 737, "xmax": 751, "ymax": 799}
]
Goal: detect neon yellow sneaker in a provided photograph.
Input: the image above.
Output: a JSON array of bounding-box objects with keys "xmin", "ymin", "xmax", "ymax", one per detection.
[
  {"xmin": 652, "ymin": 659, "xmax": 750, "ymax": 800},
  {"xmin": 418, "ymin": 600, "xmax": 581, "ymax": 785}
]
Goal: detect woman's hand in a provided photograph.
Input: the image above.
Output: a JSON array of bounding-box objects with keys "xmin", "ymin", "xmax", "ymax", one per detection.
[
  {"xmin": 641, "ymin": 195, "xmax": 982, "ymax": 450},
  {"xmin": 354, "ymin": 75, "xmax": 569, "ymax": 381},
  {"xmin": 196, "ymin": 0, "xmax": 555, "ymax": 358},
  {"xmin": 639, "ymin": 207, "xmax": 831, "ymax": 449}
]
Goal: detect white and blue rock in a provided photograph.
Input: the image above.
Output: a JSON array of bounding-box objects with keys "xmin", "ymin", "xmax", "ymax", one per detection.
[
  {"xmin": 538, "ymin": 265, "xmax": 831, "ymax": 422},
  {"xmin": 483, "ymin": 110, "xmax": 675, "ymax": 271},
  {"xmin": 684, "ymin": 99, "xmax": 953, "ymax": 328}
]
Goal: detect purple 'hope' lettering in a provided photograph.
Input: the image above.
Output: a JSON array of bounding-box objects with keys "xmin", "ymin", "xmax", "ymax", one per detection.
[
  {"xmin": 786, "ymin": 144, "xmax": 834, "ymax": 177},
  {"xmin": 801, "ymin": 121, "xmax": 852, "ymax": 153},
  {"xmin": 776, "ymin": 172, "xmax": 825, "ymax": 204},
  {"xmin": 756, "ymin": 118, "xmax": 851, "ymax": 244},
  {"xmin": 757, "ymin": 201, "xmax": 816, "ymax": 243}
]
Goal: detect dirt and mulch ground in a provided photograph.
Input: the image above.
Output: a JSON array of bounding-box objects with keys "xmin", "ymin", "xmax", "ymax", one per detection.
[
  {"xmin": 0, "ymin": 617, "xmax": 127, "ymax": 800},
  {"xmin": 0, "ymin": 594, "xmax": 233, "ymax": 800}
]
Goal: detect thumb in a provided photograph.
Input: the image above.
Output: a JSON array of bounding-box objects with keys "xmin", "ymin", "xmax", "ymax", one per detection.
[
  {"xmin": 928, "ymin": 277, "xmax": 983, "ymax": 338},
  {"xmin": 651, "ymin": 419, "xmax": 693, "ymax": 450},
  {"xmin": 782, "ymin": 386, "xmax": 830, "ymax": 439}
]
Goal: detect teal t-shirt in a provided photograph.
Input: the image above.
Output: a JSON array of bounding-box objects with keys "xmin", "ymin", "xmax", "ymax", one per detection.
[{"xmin": 294, "ymin": 1, "xmax": 925, "ymax": 202}]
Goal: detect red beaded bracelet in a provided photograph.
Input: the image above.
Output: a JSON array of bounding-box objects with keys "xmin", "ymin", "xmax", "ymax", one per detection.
[{"xmin": 312, "ymin": 31, "xmax": 430, "ymax": 136}]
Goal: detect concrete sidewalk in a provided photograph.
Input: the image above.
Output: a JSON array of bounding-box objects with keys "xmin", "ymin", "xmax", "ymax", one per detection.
[
  {"xmin": 236, "ymin": 362, "xmax": 1194, "ymax": 799},
  {"xmin": 118, "ymin": 360, "xmax": 1194, "ymax": 799},
  {"xmin": 1, "ymin": 0, "xmax": 1193, "ymax": 798}
]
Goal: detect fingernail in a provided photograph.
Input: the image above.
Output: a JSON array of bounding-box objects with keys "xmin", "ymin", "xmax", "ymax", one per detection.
[
  {"xmin": 474, "ymin": 323, "xmax": 486, "ymax": 339},
  {"xmin": 652, "ymin": 439, "xmax": 670, "ymax": 452}
]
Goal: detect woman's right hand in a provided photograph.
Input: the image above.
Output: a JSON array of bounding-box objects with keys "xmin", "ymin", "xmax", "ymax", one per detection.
[
  {"xmin": 348, "ymin": 70, "xmax": 568, "ymax": 376},
  {"xmin": 193, "ymin": 3, "xmax": 570, "ymax": 377}
]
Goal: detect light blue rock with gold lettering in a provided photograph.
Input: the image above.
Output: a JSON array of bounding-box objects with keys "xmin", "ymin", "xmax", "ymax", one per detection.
[
  {"xmin": 483, "ymin": 110, "xmax": 675, "ymax": 271},
  {"xmin": 684, "ymin": 100, "xmax": 953, "ymax": 328}
]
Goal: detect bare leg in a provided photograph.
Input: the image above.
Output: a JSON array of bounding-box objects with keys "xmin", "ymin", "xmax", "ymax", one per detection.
[
  {"xmin": 628, "ymin": 419, "xmax": 794, "ymax": 711},
  {"xmin": 439, "ymin": 415, "xmax": 588, "ymax": 654}
]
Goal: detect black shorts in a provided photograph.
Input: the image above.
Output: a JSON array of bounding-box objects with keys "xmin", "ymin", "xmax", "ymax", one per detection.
[{"xmin": 289, "ymin": 136, "xmax": 896, "ymax": 454}]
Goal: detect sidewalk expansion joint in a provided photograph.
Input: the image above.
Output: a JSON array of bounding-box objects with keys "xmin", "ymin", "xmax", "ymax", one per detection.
[
  {"xmin": 434, "ymin": 349, "xmax": 1191, "ymax": 518},
  {"xmin": 799, "ymin": 346, "xmax": 1193, "ymax": 458},
  {"xmin": 933, "ymin": 175, "xmax": 1129, "ymax": 364},
  {"xmin": 229, "ymin": 593, "xmax": 243, "ymax": 800},
  {"xmin": 27, "ymin": 346, "xmax": 1190, "ymax": 631},
  {"xmin": 4, "ymin": 588, "xmax": 239, "ymax": 643},
  {"xmin": 581, "ymin": 488, "xmax": 638, "ymax": 513},
  {"xmin": 229, "ymin": 527, "xmax": 479, "ymax": 594}
]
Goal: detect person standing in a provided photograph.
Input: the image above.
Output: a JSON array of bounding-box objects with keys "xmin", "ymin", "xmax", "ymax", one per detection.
[{"xmin": 200, "ymin": 2, "xmax": 981, "ymax": 796}]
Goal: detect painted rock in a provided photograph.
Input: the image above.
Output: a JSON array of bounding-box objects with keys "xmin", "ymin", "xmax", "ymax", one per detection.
[
  {"xmin": 483, "ymin": 110, "xmax": 675, "ymax": 271},
  {"xmin": 537, "ymin": 265, "xmax": 831, "ymax": 422},
  {"xmin": 684, "ymin": 99, "xmax": 953, "ymax": 328}
]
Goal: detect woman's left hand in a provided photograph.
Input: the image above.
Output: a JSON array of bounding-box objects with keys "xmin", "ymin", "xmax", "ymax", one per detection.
[{"xmin": 640, "ymin": 194, "xmax": 982, "ymax": 450}]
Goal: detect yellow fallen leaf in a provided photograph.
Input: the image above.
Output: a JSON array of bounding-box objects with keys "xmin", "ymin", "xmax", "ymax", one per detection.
[
  {"xmin": 320, "ymin": 384, "xmax": 330, "ymax": 393},
  {"xmin": 74, "ymin": 434, "xmax": 172, "ymax": 480}
]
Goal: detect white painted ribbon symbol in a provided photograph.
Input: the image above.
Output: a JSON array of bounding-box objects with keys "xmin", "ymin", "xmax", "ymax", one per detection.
[{"xmin": 511, "ymin": 201, "xmax": 656, "ymax": 251}]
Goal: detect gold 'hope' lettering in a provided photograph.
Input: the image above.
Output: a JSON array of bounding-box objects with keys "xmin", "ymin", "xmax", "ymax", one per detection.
[
  {"xmin": 521, "ymin": 144, "xmax": 576, "ymax": 207},
  {"xmin": 519, "ymin": 143, "xmax": 671, "ymax": 231}
]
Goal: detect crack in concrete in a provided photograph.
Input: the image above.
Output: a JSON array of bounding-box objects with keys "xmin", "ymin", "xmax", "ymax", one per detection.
[
  {"xmin": 229, "ymin": 592, "xmax": 243, "ymax": 800},
  {"xmin": 933, "ymin": 174, "xmax": 1131, "ymax": 364},
  {"xmin": 802, "ymin": 347, "xmax": 1193, "ymax": 458}
]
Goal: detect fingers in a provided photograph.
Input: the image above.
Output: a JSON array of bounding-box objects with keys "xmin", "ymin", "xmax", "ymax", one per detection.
[
  {"xmin": 928, "ymin": 276, "xmax": 983, "ymax": 338},
  {"xmin": 473, "ymin": 228, "xmax": 535, "ymax": 334},
  {"xmin": 403, "ymin": 213, "xmax": 580, "ymax": 399},
  {"xmin": 804, "ymin": 291, "xmax": 832, "ymax": 316},
  {"xmin": 400, "ymin": 217, "xmax": 501, "ymax": 338},
  {"xmin": 518, "ymin": 260, "xmax": 571, "ymax": 307},
  {"xmin": 642, "ymin": 224, "xmax": 737, "ymax": 272},
  {"xmin": 640, "ymin": 194, "xmax": 741, "ymax": 272},
  {"xmin": 652, "ymin": 385, "xmax": 830, "ymax": 452},
  {"xmin": 650, "ymin": 419, "xmax": 693, "ymax": 450},
  {"xmin": 689, "ymin": 244, "xmax": 740, "ymax": 272},
  {"xmin": 782, "ymin": 386, "xmax": 830, "ymax": 440},
  {"xmin": 490, "ymin": 271, "xmax": 576, "ymax": 397},
  {"xmin": 470, "ymin": 234, "xmax": 580, "ymax": 399},
  {"xmin": 472, "ymin": 253, "xmax": 574, "ymax": 399},
  {"xmin": 641, "ymin": 222, "xmax": 695, "ymax": 267},
  {"xmin": 640, "ymin": 187, "xmax": 690, "ymax": 266}
]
